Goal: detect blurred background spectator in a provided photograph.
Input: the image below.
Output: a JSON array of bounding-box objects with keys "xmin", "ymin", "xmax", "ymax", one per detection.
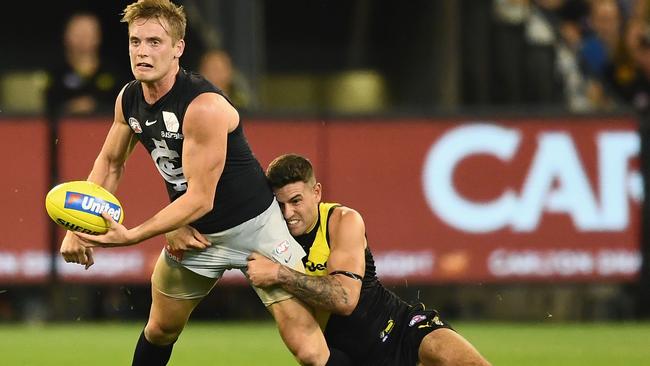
[
  {"xmin": 199, "ymin": 49, "xmax": 254, "ymax": 110},
  {"xmin": 579, "ymin": 0, "xmax": 625, "ymax": 110},
  {"xmin": 615, "ymin": 0, "xmax": 650, "ymax": 318},
  {"xmin": 43, "ymin": 12, "xmax": 127, "ymax": 118}
]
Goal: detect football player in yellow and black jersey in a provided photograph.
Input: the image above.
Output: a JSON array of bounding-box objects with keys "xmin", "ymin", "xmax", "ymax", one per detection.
[{"xmin": 247, "ymin": 154, "xmax": 491, "ymax": 366}]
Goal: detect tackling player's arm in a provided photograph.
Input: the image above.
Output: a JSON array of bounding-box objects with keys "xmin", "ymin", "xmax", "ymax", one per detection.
[
  {"xmin": 249, "ymin": 207, "xmax": 366, "ymax": 316},
  {"xmin": 164, "ymin": 224, "xmax": 211, "ymax": 251},
  {"xmin": 61, "ymin": 87, "xmax": 138, "ymax": 267},
  {"xmin": 77, "ymin": 92, "xmax": 235, "ymax": 247}
]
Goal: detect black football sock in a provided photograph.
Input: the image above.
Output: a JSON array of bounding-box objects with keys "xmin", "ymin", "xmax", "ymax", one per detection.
[
  {"xmin": 132, "ymin": 329, "xmax": 174, "ymax": 366},
  {"xmin": 325, "ymin": 348, "xmax": 353, "ymax": 366}
]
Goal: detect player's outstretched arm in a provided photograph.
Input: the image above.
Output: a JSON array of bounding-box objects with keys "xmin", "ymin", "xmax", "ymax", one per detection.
[
  {"xmin": 77, "ymin": 93, "xmax": 234, "ymax": 247},
  {"xmin": 248, "ymin": 207, "xmax": 366, "ymax": 315},
  {"xmin": 61, "ymin": 88, "xmax": 136, "ymax": 267},
  {"xmin": 87, "ymin": 87, "xmax": 139, "ymax": 192}
]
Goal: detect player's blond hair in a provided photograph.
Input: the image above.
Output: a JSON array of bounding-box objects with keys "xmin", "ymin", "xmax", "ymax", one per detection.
[{"xmin": 121, "ymin": 0, "xmax": 186, "ymax": 43}]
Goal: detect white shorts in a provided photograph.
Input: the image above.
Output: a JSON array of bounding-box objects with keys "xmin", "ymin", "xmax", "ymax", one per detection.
[{"xmin": 152, "ymin": 199, "xmax": 306, "ymax": 306}]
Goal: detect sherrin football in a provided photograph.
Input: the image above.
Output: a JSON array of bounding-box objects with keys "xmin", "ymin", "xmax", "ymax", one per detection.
[{"xmin": 45, "ymin": 181, "xmax": 124, "ymax": 234}]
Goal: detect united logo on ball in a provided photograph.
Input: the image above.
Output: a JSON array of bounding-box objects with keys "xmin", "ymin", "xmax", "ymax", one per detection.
[{"xmin": 45, "ymin": 181, "xmax": 124, "ymax": 234}]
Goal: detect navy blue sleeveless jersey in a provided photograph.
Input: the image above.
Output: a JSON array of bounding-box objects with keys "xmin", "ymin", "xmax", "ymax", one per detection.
[{"xmin": 121, "ymin": 68, "xmax": 273, "ymax": 233}]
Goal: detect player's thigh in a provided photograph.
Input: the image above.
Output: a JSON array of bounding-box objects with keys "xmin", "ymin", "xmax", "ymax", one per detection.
[
  {"xmin": 148, "ymin": 287, "xmax": 203, "ymax": 334},
  {"xmin": 267, "ymin": 297, "xmax": 326, "ymax": 353},
  {"xmin": 417, "ymin": 328, "xmax": 490, "ymax": 366},
  {"xmin": 149, "ymin": 251, "xmax": 219, "ymax": 332}
]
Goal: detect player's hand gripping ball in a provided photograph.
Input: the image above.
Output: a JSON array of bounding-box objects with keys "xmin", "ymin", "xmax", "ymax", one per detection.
[{"xmin": 45, "ymin": 181, "xmax": 124, "ymax": 234}]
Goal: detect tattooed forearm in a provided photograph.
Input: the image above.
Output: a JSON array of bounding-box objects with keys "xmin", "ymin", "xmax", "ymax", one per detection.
[{"xmin": 277, "ymin": 265, "xmax": 349, "ymax": 313}]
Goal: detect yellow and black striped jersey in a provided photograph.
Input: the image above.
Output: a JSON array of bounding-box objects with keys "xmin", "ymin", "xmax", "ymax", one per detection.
[{"xmin": 293, "ymin": 202, "xmax": 411, "ymax": 363}]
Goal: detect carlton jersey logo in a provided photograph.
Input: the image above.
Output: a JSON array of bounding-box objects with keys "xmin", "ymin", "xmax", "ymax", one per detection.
[
  {"xmin": 150, "ymin": 138, "xmax": 187, "ymax": 192},
  {"xmin": 64, "ymin": 192, "xmax": 122, "ymax": 221}
]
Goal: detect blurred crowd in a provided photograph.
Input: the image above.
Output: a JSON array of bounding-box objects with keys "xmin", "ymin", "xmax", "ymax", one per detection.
[
  {"xmin": 43, "ymin": 12, "xmax": 251, "ymax": 120},
  {"xmin": 28, "ymin": 0, "xmax": 650, "ymax": 116},
  {"xmin": 490, "ymin": 0, "xmax": 650, "ymax": 113}
]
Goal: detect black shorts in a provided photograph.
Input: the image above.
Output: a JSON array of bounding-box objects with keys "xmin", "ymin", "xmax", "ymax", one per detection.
[{"xmin": 367, "ymin": 303, "xmax": 454, "ymax": 366}]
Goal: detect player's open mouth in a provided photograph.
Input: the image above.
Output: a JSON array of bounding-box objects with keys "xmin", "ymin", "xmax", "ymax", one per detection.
[
  {"xmin": 287, "ymin": 219, "xmax": 299, "ymax": 226},
  {"xmin": 136, "ymin": 63, "xmax": 153, "ymax": 68}
]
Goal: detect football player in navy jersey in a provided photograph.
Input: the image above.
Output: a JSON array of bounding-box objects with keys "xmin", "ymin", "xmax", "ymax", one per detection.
[
  {"xmin": 60, "ymin": 1, "xmax": 334, "ymax": 365},
  {"xmin": 245, "ymin": 154, "xmax": 491, "ymax": 366}
]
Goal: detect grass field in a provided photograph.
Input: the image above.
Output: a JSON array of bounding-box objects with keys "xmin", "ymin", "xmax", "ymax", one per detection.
[{"xmin": 1, "ymin": 321, "xmax": 649, "ymax": 365}]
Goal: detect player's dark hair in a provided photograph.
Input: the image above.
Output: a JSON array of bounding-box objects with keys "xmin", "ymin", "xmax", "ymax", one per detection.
[{"xmin": 266, "ymin": 154, "xmax": 315, "ymax": 189}]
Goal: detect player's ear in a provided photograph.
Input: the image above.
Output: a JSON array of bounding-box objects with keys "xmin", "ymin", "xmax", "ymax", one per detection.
[
  {"xmin": 174, "ymin": 39, "xmax": 185, "ymax": 59},
  {"xmin": 313, "ymin": 182, "xmax": 322, "ymax": 202}
]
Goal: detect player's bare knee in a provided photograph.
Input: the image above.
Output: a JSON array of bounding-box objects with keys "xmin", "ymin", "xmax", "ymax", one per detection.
[
  {"xmin": 269, "ymin": 298, "xmax": 328, "ymax": 365},
  {"xmin": 281, "ymin": 333, "xmax": 328, "ymax": 366},
  {"xmin": 292, "ymin": 344, "xmax": 328, "ymax": 366},
  {"xmin": 144, "ymin": 320, "xmax": 183, "ymax": 345},
  {"xmin": 419, "ymin": 329, "xmax": 490, "ymax": 366},
  {"xmin": 282, "ymin": 333, "xmax": 328, "ymax": 366}
]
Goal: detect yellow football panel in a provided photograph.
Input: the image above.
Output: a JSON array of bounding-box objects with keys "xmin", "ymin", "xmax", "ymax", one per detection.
[{"xmin": 46, "ymin": 181, "xmax": 124, "ymax": 225}]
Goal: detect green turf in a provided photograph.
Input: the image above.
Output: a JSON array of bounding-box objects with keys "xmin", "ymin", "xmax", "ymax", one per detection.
[
  {"xmin": 459, "ymin": 322, "xmax": 650, "ymax": 366},
  {"xmin": 1, "ymin": 321, "xmax": 649, "ymax": 365}
]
